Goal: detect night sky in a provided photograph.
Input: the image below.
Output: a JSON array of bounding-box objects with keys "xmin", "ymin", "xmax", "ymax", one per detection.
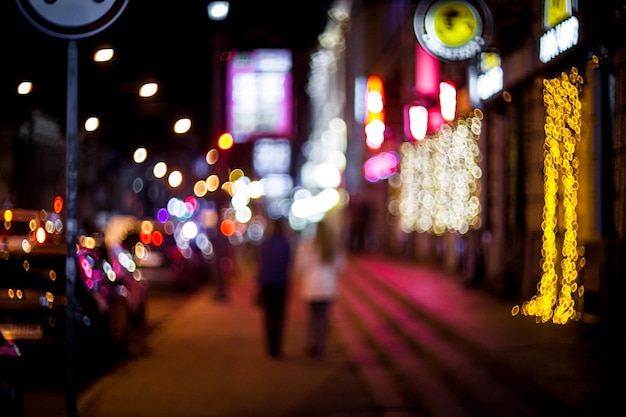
[{"xmin": 0, "ymin": 1, "xmax": 333, "ymax": 150}]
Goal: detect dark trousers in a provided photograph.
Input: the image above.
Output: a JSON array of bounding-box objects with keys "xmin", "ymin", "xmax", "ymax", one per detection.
[
  {"xmin": 306, "ymin": 300, "xmax": 332, "ymax": 356},
  {"xmin": 261, "ymin": 285, "xmax": 288, "ymax": 357}
]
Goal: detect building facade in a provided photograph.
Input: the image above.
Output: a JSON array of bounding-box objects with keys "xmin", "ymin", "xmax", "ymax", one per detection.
[{"xmin": 323, "ymin": 0, "xmax": 625, "ymax": 336}]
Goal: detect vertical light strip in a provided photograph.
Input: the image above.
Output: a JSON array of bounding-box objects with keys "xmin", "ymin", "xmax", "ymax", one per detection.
[{"xmin": 519, "ymin": 68, "xmax": 584, "ymax": 324}]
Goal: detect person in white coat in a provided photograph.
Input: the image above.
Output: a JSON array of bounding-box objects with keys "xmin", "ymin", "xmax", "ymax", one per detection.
[{"xmin": 296, "ymin": 219, "xmax": 345, "ymax": 357}]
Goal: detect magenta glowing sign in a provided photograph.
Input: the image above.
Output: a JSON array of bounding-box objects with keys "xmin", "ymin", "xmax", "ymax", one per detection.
[
  {"xmin": 363, "ymin": 151, "xmax": 399, "ymax": 183},
  {"xmin": 226, "ymin": 49, "xmax": 293, "ymax": 144}
]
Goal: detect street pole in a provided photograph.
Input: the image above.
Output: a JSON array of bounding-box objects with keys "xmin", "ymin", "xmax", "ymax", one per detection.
[
  {"xmin": 14, "ymin": 3, "xmax": 129, "ymax": 416},
  {"xmin": 65, "ymin": 39, "xmax": 78, "ymax": 417}
]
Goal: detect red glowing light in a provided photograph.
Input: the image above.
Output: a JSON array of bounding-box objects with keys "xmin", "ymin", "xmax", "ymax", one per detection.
[
  {"xmin": 152, "ymin": 231, "xmax": 163, "ymax": 246},
  {"xmin": 220, "ymin": 219, "xmax": 236, "ymax": 237},
  {"xmin": 139, "ymin": 230, "xmax": 152, "ymax": 245},
  {"xmin": 53, "ymin": 196, "xmax": 63, "ymax": 214}
]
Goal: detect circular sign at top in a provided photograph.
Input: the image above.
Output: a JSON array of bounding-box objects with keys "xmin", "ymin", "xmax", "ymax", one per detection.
[
  {"xmin": 414, "ymin": 0, "xmax": 493, "ymax": 62},
  {"xmin": 16, "ymin": 0, "xmax": 129, "ymax": 39},
  {"xmin": 426, "ymin": 1, "xmax": 481, "ymax": 48}
]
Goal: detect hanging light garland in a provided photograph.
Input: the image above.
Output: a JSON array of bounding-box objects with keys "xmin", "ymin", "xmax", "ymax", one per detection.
[{"xmin": 516, "ymin": 68, "xmax": 585, "ymax": 324}]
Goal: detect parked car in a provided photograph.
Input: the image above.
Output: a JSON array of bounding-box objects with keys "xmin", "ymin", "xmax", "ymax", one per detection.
[
  {"xmin": 0, "ymin": 208, "xmax": 63, "ymax": 253},
  {"xmin": 79, "ymin": 235, "xmax": 148, "ymax": 326},
  {"xmin": 76, "ymin": 241, "xmax": 131, "ymax": 355},
  {"xmin": 106, "ymin": 215, "xmax": 209, "ymax": 291},
  {"xmin": 0, "ymin": 333, "xmax": 24, "ymax": 417},
  {"xmin": 0, "ymin": 209, "xmax": 135, "ymax": 376}
]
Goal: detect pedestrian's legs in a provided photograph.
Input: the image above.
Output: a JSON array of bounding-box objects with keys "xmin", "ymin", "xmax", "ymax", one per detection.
[
  {"xmin": 317, "ymin": 301, "xmax": 331, "ymax": 353},
  {"xmin": 307, "ymin": 300, "xmax": 331, "ymax": 356},
  {"xmin": 264, "ymin": 286, "xmax": 287, "ymax": 358},
  {"xmin": 306, "ymin": 301, "xmax": 318, "ymax": 355}
]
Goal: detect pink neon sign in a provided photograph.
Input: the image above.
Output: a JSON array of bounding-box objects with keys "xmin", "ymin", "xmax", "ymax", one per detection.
[{"xmin": 226, "ymin": 49, "xmax": 293, "ymax": 144}]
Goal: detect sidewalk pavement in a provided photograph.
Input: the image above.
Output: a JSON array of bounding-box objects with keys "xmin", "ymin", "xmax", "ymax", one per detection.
[
  {"xmin": 344, "ymin": 255, "xmax": 622, "ymax": 416},
  {"xmin": 70, "ymin": 254, "xmax": 622, "ymax": 417},
  {"xmin": 73, "ymin": 264, "xmax": 378, "ymax": 417}
]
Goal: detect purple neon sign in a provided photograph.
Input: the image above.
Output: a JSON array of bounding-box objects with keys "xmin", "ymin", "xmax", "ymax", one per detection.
[{"xmin": 226, "ymin": 49, "xmax": 293, "ymax": 143}]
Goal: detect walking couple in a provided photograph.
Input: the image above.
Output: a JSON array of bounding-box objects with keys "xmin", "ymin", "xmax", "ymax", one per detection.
[{"xmin": 255, "ymin": 217, "xmax": 344, "ymax": 359}]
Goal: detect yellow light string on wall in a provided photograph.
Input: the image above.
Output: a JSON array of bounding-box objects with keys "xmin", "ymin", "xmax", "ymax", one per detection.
[{"xmin": 517, "ymin": 68, "xmax": 584, "ymax": 324}]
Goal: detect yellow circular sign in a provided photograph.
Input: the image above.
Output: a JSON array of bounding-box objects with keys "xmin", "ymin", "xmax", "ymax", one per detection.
[{"xmin": 428, "ymin": 1, "xmax": 481, "ymax": 48}]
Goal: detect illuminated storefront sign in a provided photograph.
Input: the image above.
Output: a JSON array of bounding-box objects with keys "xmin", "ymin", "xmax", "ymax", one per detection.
[
  {"xmin": 476, "ymin": 51, "xmax": 502, "ymax": 100},
  {"xmin": 226, "ymin": 49, "xmax": 293, "ymax": 143},
  {"xmin": 439, "ymin": 81, "xmax": 456, "ymax": 122},
  {"xmin": 405, "ymin": 42, "xmax": 457, "ymax": 141},
  {"xmin": 404, "ymin": 105, "xmax": 428, "ymax": 141},
  {"xmin": 468, "ymin": 50, "xmax": 503, "ymax": 106},
  {"xmin": 364, "ymin": 75, "xmax": 386, "ymax": 151},
  {"xmin": 253, "ymin": 138, "xmax": 292, "ymax": 199},
  {"xmin": 253, "ymin": 138, "xmax": 291, "ymax": 177},
  {"xmin": 539, "ymin": 0, "xmax": 579, "ymax": 63},
  {"xmin": 539, "ymin": 16, "xmax": 579, "ymax": 63},
  {"xmin": 413, "ymin": 0, "xmax": 493, "ymax": 62},
  {"xmin": 363, "ymin": 151, "xmax": 398, "ymax": 183}
]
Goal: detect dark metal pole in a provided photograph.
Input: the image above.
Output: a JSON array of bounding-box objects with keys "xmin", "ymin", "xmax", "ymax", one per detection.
[{"xmin": 65, "ymin": 39, "xmax": 79, "ymax": 417}]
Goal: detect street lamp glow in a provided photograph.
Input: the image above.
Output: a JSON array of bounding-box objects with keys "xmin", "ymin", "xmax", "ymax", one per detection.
[
  {"xmin": 94, "ymin": 48, "xmax": 114, "ymax": 62},
  {"xmin": 84, "ymin": 117, "xmax": 100, "ymax": 132},
  {"xmin": 206, "ymin": 175, "xmax": 220, "ymax": 192},
  {"xmin": 17, "ymin": 81, "xmax": 32, "ymax": 95},
  {"xmin": 174, "ymin": 118, "xmax": 191, "ymax": 134},
  {"xmin": 168, "ymin": 170, "xmax": 183, "ymax": 188},
  {"xmin": 154, "ymin": 162, "xmax": 168, "ymax": 179},
  {"xmin": 139, "ymin": 82, "xmax": 158, "ymax": 97},
  {"xmin": 218, "ymin": 133, "xmax": 234, "ymax": 150},
  {"xmin": 206, "ymin": 149, "xmax": 219, "ymax": 165},
  {"xmin": 229, "ymin": 168, "xmax": 244, "ymax": 182},
  {"xmin": 235, "ymin": 206, "xmax": 252, "ymax": 223},
  {"xmin": 248, "ymin": 181, "xmax": 264, "ymax": 199},
  {"xmin": 181, "ymin": 221, "xmax": 198, "ymax": 240},
  {"xmin": 207, "ymin": 1, "xmax": 229, "ymax": 20},
  {"xmin": 194, "ymin": 180, "xmax": 208, "ymax": 197},
  {"xmin": 133, "ymin": 147, "xmax": 148, "ymax": 163}
]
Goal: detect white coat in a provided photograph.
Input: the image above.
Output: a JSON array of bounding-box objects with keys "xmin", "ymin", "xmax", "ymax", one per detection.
[{"xmin": 296, "ymin": 237, "xmax": 344, "ymax": 302}]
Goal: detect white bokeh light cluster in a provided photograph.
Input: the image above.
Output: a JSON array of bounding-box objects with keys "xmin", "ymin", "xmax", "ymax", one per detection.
[
  {"xmin": 398, "ymin": 114, "xmax": 482, "ymax": 235},
  {"xmin": 295, "ymin": 2, "xmax": 351, "ymax": 229}
]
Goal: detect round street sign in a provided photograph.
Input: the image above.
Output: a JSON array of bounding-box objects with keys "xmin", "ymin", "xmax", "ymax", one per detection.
[{"xmin": 16, "ymin": 0, "xmax": 129, "ymax": 39}]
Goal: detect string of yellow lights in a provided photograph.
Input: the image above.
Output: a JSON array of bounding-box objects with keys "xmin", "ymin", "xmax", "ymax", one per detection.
[{"xmin": 516, "ymin": 68, "xmax": 585, "ymax": 324}]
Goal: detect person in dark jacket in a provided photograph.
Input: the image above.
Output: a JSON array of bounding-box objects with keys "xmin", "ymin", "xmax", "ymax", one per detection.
[{"xmin": 256, "ymin": 218, "xmax": 292, "ymax": 358}]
